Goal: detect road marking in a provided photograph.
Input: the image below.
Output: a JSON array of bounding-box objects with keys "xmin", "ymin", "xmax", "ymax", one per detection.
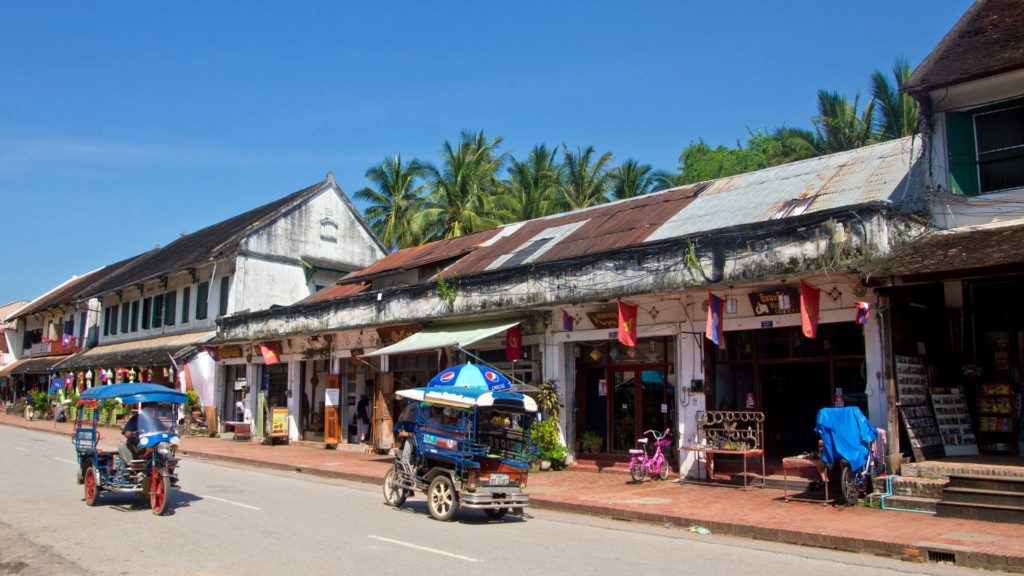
[
  {"xmin": 14, "ymin": 447, "xmax": 29, "ymax": 452},
  {"xmin": 54, "ymin": 457, "xmax": 76, "ymax": 464},
  {"xmin": 367, "ymin": 535, "xmax": 480, "ymax": 563},
  {"xmin": 201, "ymin": 495, "xmax": 262, "ymax": 510}
]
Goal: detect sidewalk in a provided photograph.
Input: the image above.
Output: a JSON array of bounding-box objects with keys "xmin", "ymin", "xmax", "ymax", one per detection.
[{"xmin": 4, "ymin": 413, "xmax": 1023, "ymax": 573}]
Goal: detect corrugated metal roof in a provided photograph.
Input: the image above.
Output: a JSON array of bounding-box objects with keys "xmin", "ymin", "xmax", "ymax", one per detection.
[
  {"xmin": 296, "ymin": 282, "xmax": 369, "ymax": 304},
  {"xmin": 53, "ymin": 330, "xmax": 216, "ymax": 371},
  {"xmin": 646, "ymin": 137, "xmax": 921, "ymax": 242},
  {"xmin": 341, "ymin": 228, "xmax": 502, "ymax": 283}
]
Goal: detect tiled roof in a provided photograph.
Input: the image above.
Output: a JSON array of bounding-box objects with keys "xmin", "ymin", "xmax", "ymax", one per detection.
[
  {"xmin": 295, "ymin": 282, "xmax": 369, "ymax": 305},
  {"xmin": 904, "ymin": 0, "xmax": 1024, "ymax": 93},
  {"xmin": 5, "ymin": 255, "xmax": 144, "ymax": 322},
  {"xmin": 0, "ymin": 300, "xmax": 30, "ymax": 329},
  {"xmin": 862, "ymin": 221, "xmax": 1024, "ymax": 280}
]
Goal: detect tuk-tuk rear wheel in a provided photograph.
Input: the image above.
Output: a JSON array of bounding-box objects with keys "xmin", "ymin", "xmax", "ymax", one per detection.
[
  {"xmin": 383, "ymin": 467, "xmax": 407, "ymax": 507},
  {"xmin": 427, "ymin": 475, "xmax": 458, "ymax": 521},
  {"xmin": 84, "ymin": 466, "xmax": 99, "ymax": 506}
]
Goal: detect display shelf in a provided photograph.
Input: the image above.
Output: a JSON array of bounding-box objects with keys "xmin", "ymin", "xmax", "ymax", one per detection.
[
  {"xmin": 929, "ymin": 386, "xmax": 978, "ymax": 456},
  {"xmin": 895, "ymin": 355, "xmax": 944, "ymax": 460},
  {"xmin": 977, "ymin": 382, "xmax": 1020, "ymax": 455}
]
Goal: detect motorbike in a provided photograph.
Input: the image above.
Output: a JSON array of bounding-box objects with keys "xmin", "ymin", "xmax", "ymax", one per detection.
[{"xmin": 73, "ymin": 383, "xmax": 186, "ymax": 516}]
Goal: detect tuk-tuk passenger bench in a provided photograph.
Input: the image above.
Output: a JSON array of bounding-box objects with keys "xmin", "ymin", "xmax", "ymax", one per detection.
[{"xmin": 680, "ymin": 411, "xmax": 765, "ymax": 489}]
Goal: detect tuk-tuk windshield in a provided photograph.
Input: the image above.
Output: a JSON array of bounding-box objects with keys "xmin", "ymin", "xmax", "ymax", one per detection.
[{"xmin": 129, "ymin": 404, "xmax": 177, "ymax": 434}]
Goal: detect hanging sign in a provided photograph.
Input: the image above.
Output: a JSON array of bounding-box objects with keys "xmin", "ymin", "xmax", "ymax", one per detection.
[
  {"xmin": 598, "ymin": 379, "xmax": 608, "ymax": 397},
  {"xmin": 219, "ymin": 346, "xmax": 244, "ymax": 359},
  {"xmin": 745, "ymin": 392, "xmax": 755, "ymax": 409},
  {"xmin": 748, "ymin": 287, "xmax": 800, "ymax": 316},
  {"xmin": 587, "ymin": 310, "xmax": 619, "ymax": 330}
]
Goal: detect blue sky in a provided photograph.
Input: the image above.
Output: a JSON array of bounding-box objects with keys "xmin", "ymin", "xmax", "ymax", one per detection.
[{"xmin": 0, "ymin": 1, "xmax": 971, "ymax": 306}]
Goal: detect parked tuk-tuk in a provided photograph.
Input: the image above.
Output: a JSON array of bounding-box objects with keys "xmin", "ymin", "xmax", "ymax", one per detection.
[
  {"xmin": 382, "ymin": 364, "xmax": 538, "ymax": 521},
  {"xmin": 73, "ymin": 383, "xmax": 185, "ymax": 515}
]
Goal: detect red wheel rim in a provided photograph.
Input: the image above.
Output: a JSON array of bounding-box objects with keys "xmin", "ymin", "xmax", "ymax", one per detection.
[
  {"xmin": 85, "ymin": 470, "xmax": 95, "ymax": 501},
  {"xmin": 150, "ymin": 471, "xmax": 165, "ymax": 512}
]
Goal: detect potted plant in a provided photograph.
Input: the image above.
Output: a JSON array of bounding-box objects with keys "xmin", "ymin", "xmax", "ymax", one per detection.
[
  {"xmin": 581, "ymin": 430, "xmax": 602, "ymax": 453},
  {"xmin": 530, "ymin": 417, "xmax": 565, "ymax": 471},
  {"xmin": 101, "ymin": 399, "xmax": 118, "ymax": 426},
  {"xmin": 33, "ymin": 391, "xmax": 51, "ymax": 420}
]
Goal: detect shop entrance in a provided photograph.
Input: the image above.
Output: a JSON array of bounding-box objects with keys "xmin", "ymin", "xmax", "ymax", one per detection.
[{"xmin": 760, "ymin": 362, "xmax": 831, "ymax": 457}]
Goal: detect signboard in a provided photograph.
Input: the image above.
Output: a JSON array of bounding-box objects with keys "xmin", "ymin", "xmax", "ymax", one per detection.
[
  {"xmin": 376, "ymin": 323, "xmax": 422, "ymax": 345},
  {"xmin": 233, "ymin": 377, "xmax": 247, "ymax": 390},
  {"xmin": 270, "ymin": 407, "xmax": 289, "ymax": 438},
  {"xmin": 587, "ymin": 310, "xmax": 619, "ymax": 329},
  {"xmin": 598, "ymin": 379, "xmax": 608, "ymax": 397},
  {"xmin": 219, "ymin": 346, "xmax": 244, "ymax": 359},
  {"xmin": 747, "ymin": 287, "xmax": 799, "ymax": 316},
  {"xmin": 745, "ymin": 392, "xmax": 755, "ymax": 409},
  {"xmin": 325, "ymin": 388, "xmax": 340, "ymax": 407}
]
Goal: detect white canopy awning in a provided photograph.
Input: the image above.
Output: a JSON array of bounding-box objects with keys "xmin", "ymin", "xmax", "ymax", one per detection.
[{"xmin": 361, "ymin": 319, "xmax": 521, "ymax": 357}]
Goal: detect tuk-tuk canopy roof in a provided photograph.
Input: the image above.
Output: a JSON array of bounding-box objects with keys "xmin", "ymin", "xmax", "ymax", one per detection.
[
  {"xmin": 395, "ymin": 386, "xmax": 537, "ymax": 412},
  {"xmin": 79, "ymin": 383, "xmax": 188, "ymax": 405}
]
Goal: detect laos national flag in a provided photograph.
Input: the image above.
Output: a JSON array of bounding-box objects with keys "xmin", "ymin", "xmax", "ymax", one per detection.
[
  {"xmin": 855, "ymin": 301, "xmax": 871, "ymax": 325},
  {"xmin": 706, "ymin": 292, "xmax": 724, "ymax": 346},
  {"xmin": 562, "ymin": 309, "xmax": 574, "ymax": 332},
  {"xmin": 49, "ymin": 375, "xmax": 64, "ymax": 394}
]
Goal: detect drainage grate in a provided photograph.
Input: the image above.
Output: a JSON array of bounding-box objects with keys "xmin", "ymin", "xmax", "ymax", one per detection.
[{"xmin": 926, "ymin": 550, "xmax": 956, "ymax": 565}]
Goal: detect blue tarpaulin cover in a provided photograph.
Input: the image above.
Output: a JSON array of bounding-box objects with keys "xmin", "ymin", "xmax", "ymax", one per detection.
[{"xmin": 814, "ymin": 407, "xmax": 877, "ymax": 471}]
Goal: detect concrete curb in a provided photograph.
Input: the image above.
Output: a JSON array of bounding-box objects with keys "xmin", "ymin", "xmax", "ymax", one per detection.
[{"xmin": 4, "ymin": 419, "xmax": 1022, "ymax": 573}]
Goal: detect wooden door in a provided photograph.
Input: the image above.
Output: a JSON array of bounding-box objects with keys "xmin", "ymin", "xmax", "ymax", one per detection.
[
  {"xmin": 324, "ymin": 375, "xmax": 340, "ymax": 445},
  {"xmin": 373, "ymin": 373, "xmax": 395, "ymax": 451}
]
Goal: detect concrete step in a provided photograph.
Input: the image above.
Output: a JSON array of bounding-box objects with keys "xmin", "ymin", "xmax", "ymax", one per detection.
[
  {"xmin": 880, "ymin": 494, "xmax": 939, "ymax": 513},
  {"xmin": 947, "ymin": 474, "xmax": 1024, "ymax": 494},
  {"xmin": 936, "ymin": 500, "xmax": 1024, "ymax": 524},
  {"xmin": 943, "ymin": 486, "xmax": 1024, "ymax": 508},
  {"xmin": 891, "ymin": 476, "xmax": 946, "ymax": 499}
]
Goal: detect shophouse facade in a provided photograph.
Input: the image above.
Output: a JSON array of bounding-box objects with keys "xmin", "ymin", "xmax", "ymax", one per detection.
[
  {"xmin": 0, "ymin": 300, "xmax": 30, "ymax": 401},
  {"xmin": 217, "ymin": 137, "xmax": 927, "ymax": 476}
]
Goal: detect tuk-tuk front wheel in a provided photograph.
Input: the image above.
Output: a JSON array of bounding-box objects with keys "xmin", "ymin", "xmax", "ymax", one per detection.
[
  {"xmin": 84, "ymin": 466, "xmax": 99, "ymax": 506},
  {"xmin": 150, "ymin": 471, "xmax": 169, "ymax": 516},
  {"xmin": 427, "ymin": 475, "xmax": 458, "ymax": 521},
  {"xmin": 383, "ymin": 467, "xmax": 408, "ymax": 508}
]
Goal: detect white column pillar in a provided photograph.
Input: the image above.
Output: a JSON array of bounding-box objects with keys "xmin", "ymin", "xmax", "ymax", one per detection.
[
  {"xmin": 863, "ymin": 304, "xmax": 887, "ymax": 432},
  {"xmin": 287, "ymin": 359, "xmax": 301, "ymax": 442},
  {"xmin": 676, "ymin": 330, "xmax": 706, "ymax": 479}
]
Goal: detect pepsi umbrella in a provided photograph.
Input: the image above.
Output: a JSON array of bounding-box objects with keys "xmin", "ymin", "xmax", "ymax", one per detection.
[{"xmin": 427, "ymin": 363, "xmax": 512, "ymax": 391}]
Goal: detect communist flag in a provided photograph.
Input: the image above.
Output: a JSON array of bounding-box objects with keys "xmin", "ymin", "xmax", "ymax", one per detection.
[
  {"xmin": 801, "ymin": 281, "xmax": 821, "ymax": 338},
  {"xmin": 505, "ymin": 325, "xmax": 522, "ymax": 361},
  {"xmin": 618, "ymin": 299, "xmax": 638, "ymax": 347},
  {"xmin": 260, "ymin": 342, "xmax": 282, "ymax": 365}
]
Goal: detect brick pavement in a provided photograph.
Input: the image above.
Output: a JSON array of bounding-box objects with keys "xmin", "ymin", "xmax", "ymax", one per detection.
[{"xmin": 4, "ymin": 413, "xmax": 1023, "ymax": 572}]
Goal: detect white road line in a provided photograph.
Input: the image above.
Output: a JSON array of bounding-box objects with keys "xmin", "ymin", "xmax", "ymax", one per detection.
[
  {"xmin": 201, "ymin": 495, "xmax": 262, "ymax": 510},
  {"xmin": 14, "ymin": 447, "xmax": 29, "ymax": 452},
  {"xmin": 367, "ymin": 535, "xmax": 481, "ymax": 563},
  {"xmin": 54, "ymin": 457, "xmax": 76, "ymax": 464}
]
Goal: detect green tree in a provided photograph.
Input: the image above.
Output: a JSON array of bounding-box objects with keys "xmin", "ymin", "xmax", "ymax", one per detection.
[
  {"xmin": 651, "ymin": 169, "xmax": 681, "ymax": 191},
  {"xmin": 871, "ymin": 56, "xmax": 918, "ymax": 139},
  {"xmin": 608, "ymin": 159, "xmax": 657, "ymax": 200},
  {"xmin": 805, "ymin": 89, "xmax": 877, "ymax": 154},
  {"xmin": 502, "ymin": 144, "xmax": 563, "ymax": 221},
  {"xmin": 413, "ymin": 130, "xmax": 508, "ymax": 241},
  {"xmin": 355, "ymin": 155, "xmax": 429, "ymax": 250},
  {"xmin": 677, "ymin": 138, "xmax": 770, "ymax": 185},
  {"xmin": 560, "ymin": 145, "xmax": 613, "ymax": 210}
]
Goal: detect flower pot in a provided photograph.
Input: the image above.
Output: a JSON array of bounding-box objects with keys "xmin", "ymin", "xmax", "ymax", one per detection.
[{"xmin": 540, "ymin": 459, "xmax": 552, "ymax": 471}]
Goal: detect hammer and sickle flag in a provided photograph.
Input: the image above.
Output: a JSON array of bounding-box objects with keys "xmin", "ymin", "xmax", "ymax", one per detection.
[
  {"xmin": 505, "ymin": 325, "xmax": 522, "ymax": 361},
  {"xmin": 618, "ymin": 299, "xmax": 638, "ymax": 347}
]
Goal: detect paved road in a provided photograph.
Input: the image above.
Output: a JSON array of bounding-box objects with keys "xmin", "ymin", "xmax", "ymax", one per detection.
[{"xmin": 0, "ymin": 426, "xmax": 986, "ymax": 576}]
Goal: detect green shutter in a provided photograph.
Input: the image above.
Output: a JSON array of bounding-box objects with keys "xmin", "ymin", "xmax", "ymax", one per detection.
[{"xmin": 945, "ymin": 111, "xmax": 979, "ymax": 196}]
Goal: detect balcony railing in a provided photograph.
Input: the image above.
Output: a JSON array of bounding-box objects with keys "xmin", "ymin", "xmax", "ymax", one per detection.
[{"xmin": 28, "ymin": 337, "xmax": 82, "ymax": 357}]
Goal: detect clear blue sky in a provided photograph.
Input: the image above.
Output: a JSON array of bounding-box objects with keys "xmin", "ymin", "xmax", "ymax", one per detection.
[{"xmin": 0, "ymin": 1, "xmax": 971, "ymax": 306}]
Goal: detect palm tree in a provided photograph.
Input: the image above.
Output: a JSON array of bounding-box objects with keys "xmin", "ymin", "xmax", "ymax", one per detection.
[
  {"xmin": 651, "ymin": 169, "xmax": 681, "ymax": 191},
  {"xmin": 413, "ymin": 130, "xmax": 508, "ymax": 241},
  {"xmin": 560, "ymin": 145, "xmax": 613, "ymax": 210},
  {"xmin": 811, "ymin": 90, "xmax": 877, "ymax": 153},
  {"xmin": 502, "ymin": 144, "xmax": 563, "ymax": 222},
  {"xmin": 871, "ymin": 56, "xmax": 918, "ymax": 140},
  {"xmin": 354, "ymin": 155, "xmax": 429, "ymax": 250},
  {"xmin": 770, "ymin": 126, "xmax": 824, "ymax": 163},
  {"xmin": 608, "ymin": 159, "xmax": 656, "ymax": 200}
]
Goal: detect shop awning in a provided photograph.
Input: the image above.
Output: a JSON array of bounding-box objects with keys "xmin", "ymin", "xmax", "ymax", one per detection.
[
  {"xmin": 362, "ymin": 320, "xmax": 521, "ymax": 357},
  {"xmin": 53, "ymin": 330, "xmax": 216, "ymax": 371},
  {"xmin": 0, "ymin": 356, "xmax": 63, "ymax": 377}
]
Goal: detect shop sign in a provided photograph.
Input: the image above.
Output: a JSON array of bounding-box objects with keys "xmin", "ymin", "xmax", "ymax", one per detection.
[
  {"xmin": 834, "ymin": 387, "xmax": 844, "ymax": 407},
  {"xmin": 761, "ymin": 320, "xmax": 773, "ymax": 328},
  {"xmin": 325, "ymin": 388, "xmax": 340, "ymax": 407},
  {"xmin": 745, "ymin": 392, "xmax": 755, "ymax": 409},
  {"xmin": 748, "ymin": 287, "xmax": 800, "ymax": 316},
  {"xmin": 587, "ymin": 310, "xmax": 619, "ymax": 329},
  {"xmin": 219, "ymin": 346, "xmax": 244, "ymax": 359},
  {"xmin": 270, "ymin": 407, "xmax": 289, "ymax": 437},
  {"xmin": 598, "ymin": 379, "xmax": 608, "ymax": 396},
  {"xmin": 376, "ymin": 323, "xmax": 422, "ymax": 346}
]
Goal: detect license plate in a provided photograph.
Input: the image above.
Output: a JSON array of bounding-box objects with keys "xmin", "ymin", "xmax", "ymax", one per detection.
[{"xmin": 489, "ymin": 473, "xmax": 509, "ymax": 486}]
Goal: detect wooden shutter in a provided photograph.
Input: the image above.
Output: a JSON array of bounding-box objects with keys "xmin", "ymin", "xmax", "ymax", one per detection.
[{"xmin": 945, "ymin": 110, "xmax": 979, "ymax": 196}]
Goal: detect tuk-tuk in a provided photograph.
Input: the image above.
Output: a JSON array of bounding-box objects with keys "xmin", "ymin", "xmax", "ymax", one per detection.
[
  {"xmin": 382, "ymin": 364, "xmax": 538, "ymax": 521},
  {"xmin": 73, "ymin": 383, "xmax": 186, "ymax": 515}
]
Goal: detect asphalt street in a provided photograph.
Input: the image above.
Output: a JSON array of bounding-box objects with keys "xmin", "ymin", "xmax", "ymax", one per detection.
[{"xmin": 0, "ymin": 426, "xmax": 988, "ymax": 576}]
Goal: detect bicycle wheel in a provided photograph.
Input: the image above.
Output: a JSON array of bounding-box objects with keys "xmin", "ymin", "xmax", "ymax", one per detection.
[
  {"xmin": 658, "ymin": 458, "xmax": 671, "ymax": 481},
  {"xmin": 629, "ymin": 459, "xmax": 647, "ymax": 482}
]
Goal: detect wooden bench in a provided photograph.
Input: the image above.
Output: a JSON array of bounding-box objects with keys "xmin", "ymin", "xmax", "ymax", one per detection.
[{"xmin": 222, "ymin": 421, "xmax": 252, "ymax": 441}]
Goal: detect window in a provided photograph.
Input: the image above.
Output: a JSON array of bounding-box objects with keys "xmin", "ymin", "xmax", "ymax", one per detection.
[
  {"xmin": 218, "ymin": 276, "xmax": 230, "ymax": 317},
  {"xmin": 181, "ymin": 286, "xmax": 191, "ymax": 324},
  {"xmin": 164, "ymin": 290, "xmax": 176, "ymax": 326},
  {"xmin": 64, "ymin": 318, "xmax": 74, "ymax": 336},
  {"xmin": 196, "ymin": 282, "xmax": 209, "ymax": 320},
  {"xmin": 110, "ymin": 305, "xmax": 118, "ymax": 335},
  {"xmin": 79, "ymin": 312, "xmax": 86, "ymax": 340},
  {"xmin": 103, "ymin": 307, "xmax": 111, "ymax": 336},
  {"xmin": 946, "ymin": 101, "xmax": 1024, "ymax": 195},
  {"xmin": 121, "ymin": 303, "xmax": 130, "ymax": 333},
  {"xmin": 142, "ymin": 298, "xmax": 151, "ymax": 330},
  {"xmin": 153, "ymin": 294, "xmax": 164, "ymax": 328},
  {"xmin": 130, "ymin": 301, "xmax": 139, "ymax": 332}
]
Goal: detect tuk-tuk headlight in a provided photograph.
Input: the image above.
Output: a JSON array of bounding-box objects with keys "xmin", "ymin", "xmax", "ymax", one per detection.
[{"xmin": 157, "ymin": 442, "xmax": 173, "ymax": 456}]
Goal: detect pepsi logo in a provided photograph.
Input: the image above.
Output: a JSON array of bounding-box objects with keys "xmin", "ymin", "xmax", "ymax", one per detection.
[
  {"xmin": 485, "ymin": 371, "xmax": 499, "ymax": 382},
  {"xmin": 439, "ymin": 371, "xmax": 456, "ymax": 382}
]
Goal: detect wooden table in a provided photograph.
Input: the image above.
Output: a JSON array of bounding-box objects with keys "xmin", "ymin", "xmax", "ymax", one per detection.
[{"xmin": 679, "ymin": 446, "xmax": 766, "ymax": 489}]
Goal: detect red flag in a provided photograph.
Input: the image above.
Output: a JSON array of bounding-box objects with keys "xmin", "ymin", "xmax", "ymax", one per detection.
[
  {"xmin": 706, "ymin": 292, "xmax": 724, "ymax": 346},
  {"xmin": 438, "ymin": 348, "xmax": 448, "ymax": 371},
  {"xmin": 505, "ymin": 325, "xmax": 522, "ymax": 361},
  {"xmin": 562, "ymin": 309, "xmax": 575, "ymax": 332},
  {"xmin": 260, "ymin": 342, "xmax": 282, "ymax": 365},
  {"xmin": 617, "ymin": 299, "xmax": 638, "ymax": 347},
  {"xmin": 801, "ymin": 281, "xmax": 821, "ymax": 338}
]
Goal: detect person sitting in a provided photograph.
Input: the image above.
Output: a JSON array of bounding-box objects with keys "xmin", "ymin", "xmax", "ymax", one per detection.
[{"xmin": 118, "ymin": 403, "xmax": 163, "ymax": 467}]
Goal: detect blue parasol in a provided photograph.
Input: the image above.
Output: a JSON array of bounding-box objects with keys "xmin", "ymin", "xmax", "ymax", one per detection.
[{"xmin": 427, "ymin": 363, "xmax": 512, "ymax": 391}]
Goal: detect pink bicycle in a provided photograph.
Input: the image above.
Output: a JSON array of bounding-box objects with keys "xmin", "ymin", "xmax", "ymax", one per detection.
[{"xmin": 628, "ymin": 428, "xmax": 672, "ymax": 482}]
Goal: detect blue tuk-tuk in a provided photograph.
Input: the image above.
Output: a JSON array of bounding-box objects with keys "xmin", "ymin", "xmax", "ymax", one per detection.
[
  {"xmin": 73, "ymin": 383, "xmax": 186, "ymax": 515},
  {"xmin": 382, "ymin": 364, "xmax": 539, "ymax": 521}
]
